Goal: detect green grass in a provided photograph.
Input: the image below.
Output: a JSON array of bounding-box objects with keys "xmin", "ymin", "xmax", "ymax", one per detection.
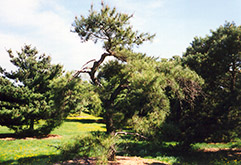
[
  {"xmin": 0, "ymin": 113, "xmax": 240, "ymax": 165},
  {"xmin": 193, "ymin": 139, "xmax": 241, "ymax": 149},
  {"xmin": 0, "ymin": 113, "xmax": 105, "ymax": 164},
  {"xmin": 0, "ymin": 139, "xmax": 60, "ymax": 164}
]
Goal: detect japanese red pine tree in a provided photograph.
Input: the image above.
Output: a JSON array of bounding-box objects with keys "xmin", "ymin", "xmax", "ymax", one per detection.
[{"xmin": 72, "ymin": 2, "xmax": 158, "ymax": 134}]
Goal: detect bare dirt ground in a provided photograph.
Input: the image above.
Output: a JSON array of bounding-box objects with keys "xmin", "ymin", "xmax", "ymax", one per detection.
[
  {"xmin": 0, "ymin": 134, "xmax": 61, "ymax": 140},
  {"xmin": 55, "ymin": 156, "xmax": 168, "ymax": 165},
  {"xmin": 200, "ymin": 147, "xmax": 241, "ymax": 157}
]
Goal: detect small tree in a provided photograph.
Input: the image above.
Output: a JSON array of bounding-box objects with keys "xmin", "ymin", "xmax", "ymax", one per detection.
[{"xmin": 0, "ymin": 45, "xmax": 80, "ymax": 136}]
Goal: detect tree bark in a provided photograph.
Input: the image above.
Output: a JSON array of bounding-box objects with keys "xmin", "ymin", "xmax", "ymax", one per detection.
[
  {"xmin": 230, "ymin": 60, "xmax": 237, "ymax": 93},
  {"xmin": 104, "ymin": 83, "xmax": 129, "ymax": 134},
  {"xmin": 105, "ymin": 112, "xmax": 115, "ymax": 135},
  {"xmin": 29, "ymin": 119, "xmax": 34, "ymax": 131},
  {"xmin": 89, "ymin": 53, "xmax": 110, "ymax": 86}
]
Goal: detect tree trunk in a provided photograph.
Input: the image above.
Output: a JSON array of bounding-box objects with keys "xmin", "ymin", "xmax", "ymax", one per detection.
[
  {"xmin": 29, "ymin": 119, "xmax": 34, "ymax": 131},
  {"xmin": 230, "ymin": 61, "xmax": 236, "ymax": 93},
  {"xmin": 105, "ymin": 112, "xmax": 115, "ymax": 135},
  {"xmin": 108, "ymin": 145, "xmax": 116, "ymax": 161}
]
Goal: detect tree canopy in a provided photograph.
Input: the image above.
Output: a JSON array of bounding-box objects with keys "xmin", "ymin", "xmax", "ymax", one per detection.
[{"xmin": 72, "ymin": 2, "xmax": 155, "ymax": 86}]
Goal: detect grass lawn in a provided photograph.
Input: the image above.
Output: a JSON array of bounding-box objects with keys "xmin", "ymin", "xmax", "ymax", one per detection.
[
  {"xmin": 0, "ymin": 113, "xmax": 240, "ymax": 164},
  {"xmin": 0, "ymin": 113, "xmax": 105, "ymax": 164}
]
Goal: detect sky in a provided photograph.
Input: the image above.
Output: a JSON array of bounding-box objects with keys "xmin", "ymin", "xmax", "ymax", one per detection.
[{"xmin": 0, "ymin": 0, "xmax": 241, "ymax": 72}]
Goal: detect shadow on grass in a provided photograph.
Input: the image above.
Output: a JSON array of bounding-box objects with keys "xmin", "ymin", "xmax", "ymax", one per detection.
[
  {"xmin": 0, "ymin": 154, "xmax": 63, "ymax": 165},
  {"xmin": 0, "ymin": 133, "xmax": 16, "ymax": 139},
  {"xmin": 64, "ymin": 118, "xmax": 104, "ymax": 124},
  {"xmin": 0, "ymin": 133, "xmax": 60, "ymax": 140},
  {"xmin": 118, "ymin": 141, "xmax": 241, "ymax": 164}
]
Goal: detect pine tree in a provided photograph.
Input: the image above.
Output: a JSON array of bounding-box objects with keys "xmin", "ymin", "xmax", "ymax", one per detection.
[{"xmin": 0, "ymin": 45, "xmax": 79, "ymax": 136}]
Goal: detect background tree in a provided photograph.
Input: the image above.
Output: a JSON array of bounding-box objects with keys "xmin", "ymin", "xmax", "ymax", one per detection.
[
  {"xmin": 183, "ymin": 22, "xmax": 241, "ymax": 141},
  {"xmin": 0, "ymin": 45, "xmax": 80, "ymax": 136},
  {"xmin": 125, "ymin": 56, "xmax": 203, "ymax": 143}
]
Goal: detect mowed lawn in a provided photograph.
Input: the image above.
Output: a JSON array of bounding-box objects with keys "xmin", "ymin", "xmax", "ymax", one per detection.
[{"xmin": 0, "ymin": 113, "xmax": 105, "ymax": 164}]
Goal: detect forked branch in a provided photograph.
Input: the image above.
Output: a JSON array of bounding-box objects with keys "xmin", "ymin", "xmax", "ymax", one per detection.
[{"xmin": 73, "ymin": 52, "xmax": 111, "ymax": 86}]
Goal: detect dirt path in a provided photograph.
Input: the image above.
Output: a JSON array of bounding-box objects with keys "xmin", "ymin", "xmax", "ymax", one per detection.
[
  {"xmin": 55, "ymin": 156, "xmax": 168, "ymax": 165},
  {"xmin": 0, "ymin": 134, "xmax": 61, "ymax": 140}
]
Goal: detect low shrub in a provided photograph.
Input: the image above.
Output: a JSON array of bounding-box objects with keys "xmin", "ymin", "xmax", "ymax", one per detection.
[{"xmin": 59, "ymin": 132, "xmax": 119, "ymax": 163}]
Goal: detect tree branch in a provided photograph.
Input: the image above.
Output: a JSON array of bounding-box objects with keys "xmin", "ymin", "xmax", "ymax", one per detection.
[
  {"xmin": 73, "ymin": 59, "xmax": 96, "ymax": 78},
  {"xmin": 109, "ymin": 83, "xmax": 129, "ymax": 103},
  {"xmin": 114, "ymin": 131, "xmax": 148, "ymax": 140},
  {"xmin": 89, "ymin": 52, "xmax": 111, "ymax": 86}
]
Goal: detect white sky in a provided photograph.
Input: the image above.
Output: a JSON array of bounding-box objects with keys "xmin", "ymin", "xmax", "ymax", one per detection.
[{"xmin": 0, "ymin": 0, "xmax": 241, "ymax": 71}]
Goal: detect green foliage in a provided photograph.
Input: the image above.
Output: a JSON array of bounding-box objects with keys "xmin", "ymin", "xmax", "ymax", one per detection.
[
  {"xmin": 87, "ymin": 53, "xmax": 171, "ymax": 137},
  {"xmin": 0, "ymin": 45, "xmax": 80, "ymax": 136},
  {"xmin": 60, "ymin": 132, "xmax": 119, "ymax": 162},
  {"xmin": 86, "ymin": 53, "xmax": 204, "ymax": 141},
  {"xmin": 183, "ymin": 22, "xmax": 241, "ymax": 142},
  {"xmin": 143, "ymin": 57, "xmax": 203, "ymax": 142},
  {"xmin": 53, "ymin": 77, "xmax": 102, "ymax": 116},
  {"xmin": 156, "ymin": 58, "xmax": 205, "ymax": 143},
  {"xmin": 73, "ymin": 2, "xmax": 155, "ymax": 53},
  {"xmin": 125, "ymin": 55, "xmax": 170, "ymax": 139}
]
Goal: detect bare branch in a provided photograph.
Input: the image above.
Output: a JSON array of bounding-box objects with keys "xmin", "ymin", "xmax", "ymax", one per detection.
[
  {"xmin": 73, "ymin": 59, "xmax": 97, "ymax": 78},
  {"xmin": 82, "ymin": 59, "xmax": 96, "ymax": 68},
  {"xmin": 114, "ymin": 131, "xmax": 148, "ymax": 140},
  {"xmin": 89, "ymin": 52, "xmax": 111, "ymax": 85}
]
